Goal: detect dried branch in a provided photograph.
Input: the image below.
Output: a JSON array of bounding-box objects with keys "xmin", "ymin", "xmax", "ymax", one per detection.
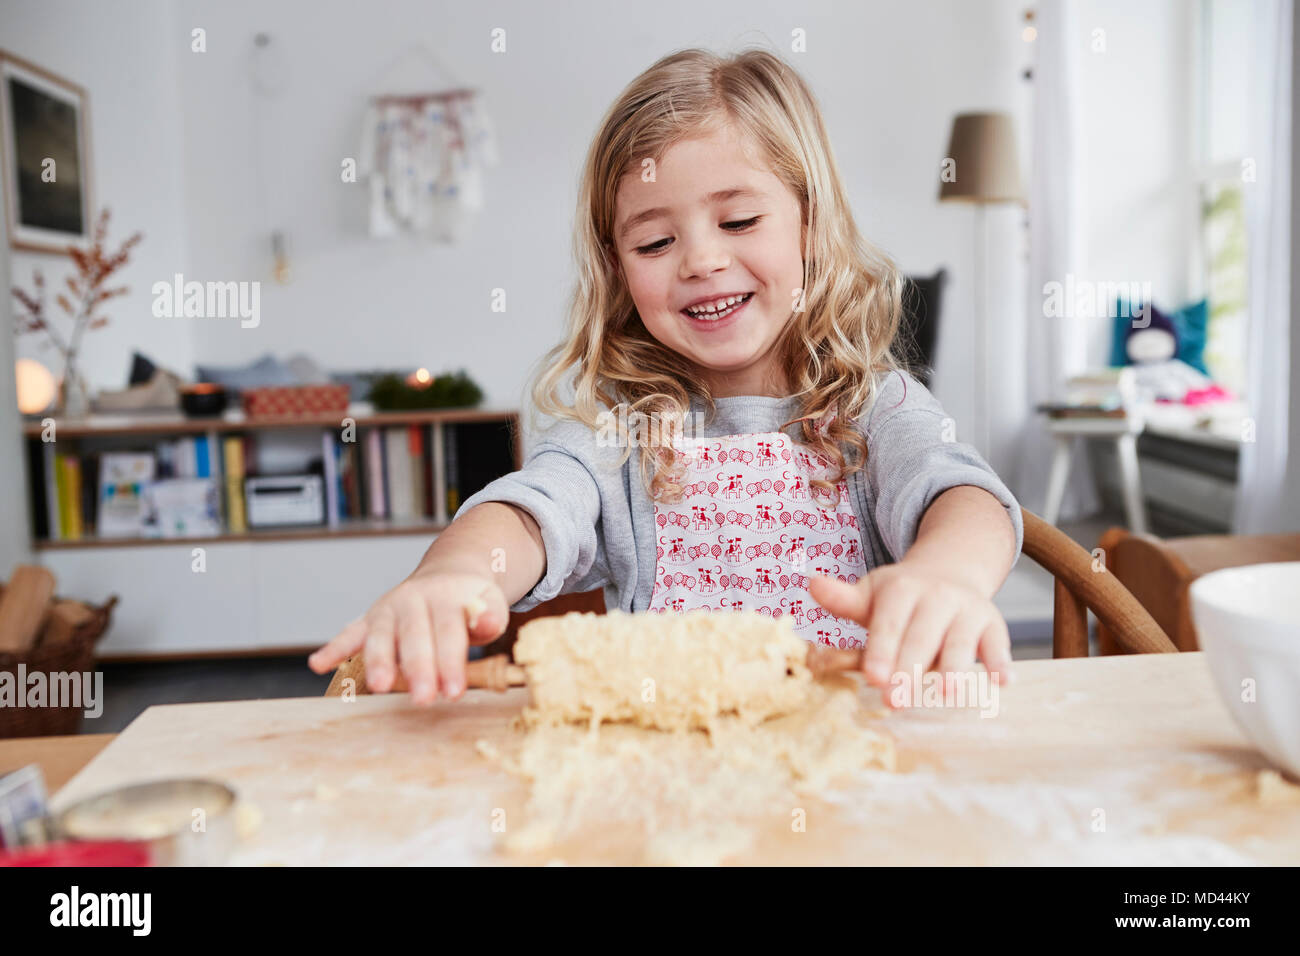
[{"xmin": 9, "ymin": 206, "xmax": 143, "ymax": 367}]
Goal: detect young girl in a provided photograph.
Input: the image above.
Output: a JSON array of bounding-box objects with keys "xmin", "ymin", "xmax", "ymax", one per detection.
[{"xmin": 310, "ymin": 47, "xmax": 1023, "ymax": 707}]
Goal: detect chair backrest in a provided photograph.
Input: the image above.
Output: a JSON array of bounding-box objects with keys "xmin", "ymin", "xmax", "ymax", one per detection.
[
  {"xmin": 897, "ymin": 268, "xmax": 948, "ymax": 388},
  {"xmin": 1020, "ymin": 509, "xmax": 1176, "ymax": 657}
]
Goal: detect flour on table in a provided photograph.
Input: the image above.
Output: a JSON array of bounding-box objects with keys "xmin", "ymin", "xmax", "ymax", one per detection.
[
  {"xmin": 1257, "ymin": 769, "xmax": 1300, "ymax": 806},
  {"xmin": 478, "ymin": 610, "xmax": 895, "ymax": 864}
]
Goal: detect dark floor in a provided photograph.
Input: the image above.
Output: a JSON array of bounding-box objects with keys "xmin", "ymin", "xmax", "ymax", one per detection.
[{"xmin": 84, "ymin": 656, "xmax": 334, "ymax": 734}]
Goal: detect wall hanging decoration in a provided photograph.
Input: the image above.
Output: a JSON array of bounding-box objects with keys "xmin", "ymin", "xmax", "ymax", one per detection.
[
  {"xmin": 358, "ymin": 43, "xmax": 498, "ymax": 242},
  {"xmin": 0, "ymin": 50, "xmax": 93, "ymax": 253}
]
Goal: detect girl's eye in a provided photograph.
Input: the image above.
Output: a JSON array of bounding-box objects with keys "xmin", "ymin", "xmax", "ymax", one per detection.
[{"xmin": 633, "ymin": 216, "xmax": 763, "ymax": 255}]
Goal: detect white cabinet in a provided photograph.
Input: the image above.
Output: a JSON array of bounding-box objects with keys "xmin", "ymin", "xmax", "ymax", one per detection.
[
  {"xmin": 248, "ymin": 535, "xmax": 431, "ymax": 652},
  {"xmin": 39, "ymin": 535, "xmax": 435, "ymax": 657}
]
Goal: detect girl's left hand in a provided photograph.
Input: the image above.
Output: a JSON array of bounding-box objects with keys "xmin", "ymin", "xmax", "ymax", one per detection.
[{"xmin": 808, "ymin": 563, "xmax": 1014, "ymax": 707}]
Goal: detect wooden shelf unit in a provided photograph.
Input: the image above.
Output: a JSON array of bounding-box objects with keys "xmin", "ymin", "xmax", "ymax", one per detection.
[{"xmin": 24, "ymin": 405, "xmax": 522, "ymax": 550}]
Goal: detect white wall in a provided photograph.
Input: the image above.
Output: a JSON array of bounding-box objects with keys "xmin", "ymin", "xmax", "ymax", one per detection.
[
  {"xmin": 1288, "ymin": 1, "xmax": 1300, "ymax": 530},
  {"xmin": 5, "ymin": 0, "xmax": 1032, "ymax": 428},
  {"xmin": 0, "ymin": 191, "xmax": 32, "ymax": 574},
  {"xmin": 0, "ymin": 0, "xmax": 194, "ymax": 391}
]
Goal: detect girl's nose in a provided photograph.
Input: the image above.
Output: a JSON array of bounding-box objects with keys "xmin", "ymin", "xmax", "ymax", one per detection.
[{"xmin": 679, "ymin": 235, "xmax": 731, "ymax": 280}]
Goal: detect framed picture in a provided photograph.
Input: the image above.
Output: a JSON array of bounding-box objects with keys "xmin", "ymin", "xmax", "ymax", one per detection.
[{"xmin": 0, "ymin": 50, "xmax": 93, "ymax": 253}]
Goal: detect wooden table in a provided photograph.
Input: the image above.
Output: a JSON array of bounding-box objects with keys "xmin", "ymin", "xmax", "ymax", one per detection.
[
  {"xmin": 45, "ymin": 652, "xmax": 1300, "ymax": 865},
  {"xmin": 0, "ymin": 734, "xmax": 115, "ymax": 792}
]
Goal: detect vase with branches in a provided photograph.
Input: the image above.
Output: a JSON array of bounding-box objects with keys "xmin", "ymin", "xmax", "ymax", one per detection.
[{"xmin": 11, "ymin": 208, "xmax": 143, "ymax": 417}]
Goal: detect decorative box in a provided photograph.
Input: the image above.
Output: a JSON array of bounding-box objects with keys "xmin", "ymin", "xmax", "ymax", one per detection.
[{"xmin": 241, "ymin": 384, "xmax": 350, "ymax": 419}]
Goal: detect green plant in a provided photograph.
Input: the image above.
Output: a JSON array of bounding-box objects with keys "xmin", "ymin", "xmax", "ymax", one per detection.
[{"xmin": 365, "ymin": 368, "xmax": 484, "ymax": 410}]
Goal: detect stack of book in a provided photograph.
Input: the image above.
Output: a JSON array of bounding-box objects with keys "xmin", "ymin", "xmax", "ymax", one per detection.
[{"xmin": 1036, "ymin": 368, "xmax": 1138, "ymax": 419}]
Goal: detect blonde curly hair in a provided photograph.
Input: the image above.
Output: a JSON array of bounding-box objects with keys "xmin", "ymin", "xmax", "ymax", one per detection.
[{"xmin": 526, "ymin": 46, "xmax": 910, "ymax": 507}]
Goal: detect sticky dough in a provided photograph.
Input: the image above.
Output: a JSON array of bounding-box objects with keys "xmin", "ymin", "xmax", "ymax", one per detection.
[
  {"xmin": 512, "ymin": 609, "xmax": 817, "ymax": 732},
  {"xmin": 482, "ymin": 609, "xmax": 896, "ymax": 864}
]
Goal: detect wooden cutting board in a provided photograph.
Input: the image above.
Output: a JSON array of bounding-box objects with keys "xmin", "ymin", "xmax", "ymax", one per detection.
[{"xmin": 51, "ymin": 652, "xmax": 1300, "ymax": 865}]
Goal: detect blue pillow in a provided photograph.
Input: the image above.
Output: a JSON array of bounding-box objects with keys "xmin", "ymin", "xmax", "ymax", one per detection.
[
  {"xmin": 1173, "ymin": 298, "xmax": 1209, "ymax": 374},
  {"xmin": 194, "ymin": 353, "xmax": 299, "ymax": 394}
]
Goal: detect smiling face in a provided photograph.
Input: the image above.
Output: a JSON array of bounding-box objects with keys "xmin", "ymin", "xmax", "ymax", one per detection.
[{"xmin": 609, "ymin": 123, "xmax": 806, "ymax": 398}]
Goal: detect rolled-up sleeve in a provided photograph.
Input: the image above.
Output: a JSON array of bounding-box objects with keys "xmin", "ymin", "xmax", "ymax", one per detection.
[
  {"xmin": 862, "ymin": 370, "xmax": 1023, "ymax": 567},
  {"xmin": 452, "ymin": 437, "xmax": 608, "ymax": 613}
]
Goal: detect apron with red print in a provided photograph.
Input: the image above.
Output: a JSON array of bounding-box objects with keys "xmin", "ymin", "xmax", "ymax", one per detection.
[{"xmin": 646, "ymin": 428, "xmax": 870, "ymax": 649}]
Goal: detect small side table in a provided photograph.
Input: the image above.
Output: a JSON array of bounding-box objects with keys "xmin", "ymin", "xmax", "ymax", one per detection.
[{"xmin": 1043, "ymin": 413, "xmax": 1148, "ymax": 535}]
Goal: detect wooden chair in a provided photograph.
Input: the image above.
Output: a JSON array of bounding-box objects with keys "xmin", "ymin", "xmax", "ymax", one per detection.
[
  {"xmin": 1019, "ymin": 509, "xmax": 1175, "ymax": 657},
  {"xmin": 1095, "ymin": 525, "xmax": 1300, "ymax": 654},
  {"xmin": 323, "ymin": 507, "xmax": 1177, "ymax": 695}
]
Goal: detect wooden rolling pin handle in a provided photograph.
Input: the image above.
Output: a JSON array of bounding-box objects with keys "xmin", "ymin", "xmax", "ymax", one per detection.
[
  {"xmin": 805, "ymin": 645, "xmax": 865, "ymax": 678},
  {"xmin": 464, "ymin": 654, "xmax": 527, "ymax": 692}
]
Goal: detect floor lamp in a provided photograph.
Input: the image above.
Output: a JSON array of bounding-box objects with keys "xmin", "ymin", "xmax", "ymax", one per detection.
[{"xmin": 939, "ymin": 112, "xmax": 1024, "ymax": 462}]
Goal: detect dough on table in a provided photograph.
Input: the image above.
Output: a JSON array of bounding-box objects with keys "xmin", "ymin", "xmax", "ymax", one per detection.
[
  {"xmin": 512, "ymin": 609, "xmax": 818, "ymax": 732},
  {"xmin": 481, "ymin": 609, "xmax": 895, "ymax": 865}
]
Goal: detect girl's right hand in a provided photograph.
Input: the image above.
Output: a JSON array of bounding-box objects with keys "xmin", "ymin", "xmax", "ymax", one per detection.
[{"xmin": 308, "ymin": 572, "xmax": 510, "ymax": 706}]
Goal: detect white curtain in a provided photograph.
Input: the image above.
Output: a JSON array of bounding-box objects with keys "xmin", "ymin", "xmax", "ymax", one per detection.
[
  {"xmin": 1234, "ymin": 0, "xmax": 1294, "ymax": 533},
  {"xmin": 1011, "ymin": 0, "xmax": 1100, "ymax": 520}
]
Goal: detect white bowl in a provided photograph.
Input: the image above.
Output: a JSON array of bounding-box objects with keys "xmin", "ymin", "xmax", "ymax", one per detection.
[{"xmin": 1189, "ymin": 561, "xmax": 1300, "ymax": 779}]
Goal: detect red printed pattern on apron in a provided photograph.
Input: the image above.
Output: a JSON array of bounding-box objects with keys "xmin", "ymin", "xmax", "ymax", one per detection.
[{"xmin": 646, "ymin": 429, "xmax": 869, "ymax": 649}]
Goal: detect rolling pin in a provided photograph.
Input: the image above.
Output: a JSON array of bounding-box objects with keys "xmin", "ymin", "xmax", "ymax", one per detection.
[
  {"xmin": 368, "ymin": 639, "xmax": 863, "ymax": 695},
  {"xmin": 453, "ymin": 642, "xmax": 861, "ymax": 693}
]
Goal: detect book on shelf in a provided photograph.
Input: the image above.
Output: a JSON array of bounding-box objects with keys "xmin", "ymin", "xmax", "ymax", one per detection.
[
  {"xmin": 383, "ymin": 427, "xmax": 414, "ymax": 519},
  {"xmin": 54, "ymin": 454, "xmax": 83, "ymax": 540},
  {"xmin": 223, "ymin": 436, "xmax": 247, "ymax": 533},
  {"xmin": 365, "ymin": 428, "xmax": 386, "ymax": 519},
  {"xmin": 444, "ymin": 423, "xmax": 459, "ymax": 516},
  {"xmin": 98, "ymin": 452, "xmax": 155, "ymax": 538},
  {"xmin": 430, "ymin": 422, "xmax": 447, "ymax": 524},
  {"xmin": 321, "ymin": 431, "xmax": 340, "ymax": 528},
  {"xmin": 142, "ymin": 477, "xmax": 221, "ymax": 538}
]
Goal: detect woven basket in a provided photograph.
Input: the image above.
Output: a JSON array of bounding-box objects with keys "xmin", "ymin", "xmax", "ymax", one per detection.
[{"xmin": 0, "ymin": 586, "xmax": 118, "ymax": 739}]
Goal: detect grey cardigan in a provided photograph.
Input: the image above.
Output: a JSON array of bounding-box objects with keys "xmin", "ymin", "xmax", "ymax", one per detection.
[{"xmin": 453, "ymin": 369, "xmax": 1024, "ymax": 614}]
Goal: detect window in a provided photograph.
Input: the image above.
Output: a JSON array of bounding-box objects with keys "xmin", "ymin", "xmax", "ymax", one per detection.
[{"xmin": 1195, "ymin": 0, "xmax": 1251, "ymax": 397}]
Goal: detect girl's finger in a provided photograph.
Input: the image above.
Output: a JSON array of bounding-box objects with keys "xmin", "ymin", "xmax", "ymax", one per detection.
[
  {"xmin": 465, "ymin": 584, "xmax": 510, "ymax": 645},
  {"xmin": 808, "ymin": 574, "xmax": 874, "ymax": 624},
  {"xmin": 432, "ymin": 600, "xmax": 471, "ymax": 700},
  {"xmin": 894, "ymin": 601, "xmax": 956, "ymax": 679},
  {"xmin": 935, "ymin": 610, "xmax": 987, "ymax": 676},
  {"xmin": 861, "ymin": 585, "xmax": 919, "ymax": 688},
  {"xmin": 977, "ymin": 615, "xmax": 1015, "ymax": 685},
  {"xmin": 395, "ymin": 596, "xmax": 437, "ymax": 705},
  {"xmin": 308, "ymin": 616, "xmax": 367, "ymax": 673},
  {"xmin": 362, "ymin": 607, "xmax": 399, "ymax": 693}
]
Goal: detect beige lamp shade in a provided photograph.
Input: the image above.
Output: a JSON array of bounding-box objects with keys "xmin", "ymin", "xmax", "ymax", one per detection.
[{"xmin": 938, "ymin": 112, "xmax": 1024, "ymax": 203}]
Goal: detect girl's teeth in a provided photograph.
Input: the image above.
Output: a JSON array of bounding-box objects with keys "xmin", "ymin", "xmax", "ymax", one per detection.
[{"xmin": 687, "ymin": 293, "xmax": 750, "ymax": 318}]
